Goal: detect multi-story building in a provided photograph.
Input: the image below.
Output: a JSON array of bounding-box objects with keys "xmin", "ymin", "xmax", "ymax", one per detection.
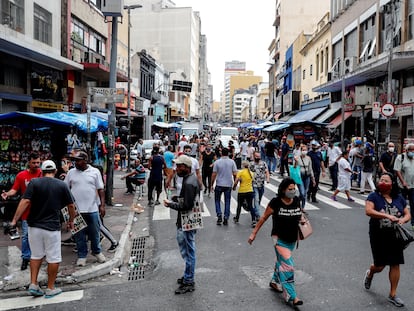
[
  {"xmin": 256, "ymin": 82, "xmax": 270, "ymax": 120},
  {"xmin": 314, "ymin": 0, "xmax": 414, "ymax": 145},
  {"xmin": 0, "ymin": 0, "xmax": 83, "ymax": 113},
  {"xmin": 233, "ymin": 86, "xmax": 257, "ymax": 123},
  {"xmin": 268, "ymin": 0, "xmax": 330, "ymax": 116},
  {"xmin": 223, "ymin": 61, "xmax": 262, "ymax": 123},
  {"xmin": 125, "ymin": 0, "xmax": 203, "ymax": 120}
]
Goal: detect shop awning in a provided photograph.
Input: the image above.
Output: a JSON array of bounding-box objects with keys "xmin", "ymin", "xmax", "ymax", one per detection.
[
  {"xmin": 263, "ymin": 122, "xmax": 290, "ymax": 132},
  {"xmin": 117, "ymin": 109, "xmax": 139, "ymax": 117},
  {"xmin": 327, "ymin": 111, "xmax": 353, "ymax": 128},
  {"xmin": 0, "ymin": 111, "xmax": 108, "ymax": 132},
  {"xmin": 152, "ymin": 121, "xmax": 181, "ymax": 129},
  {"xmin": 0, "ymin": 92, "xmax": 32, "ymax": 102},
  {"xmin": 285, "ymin": 107, "xmax": 327, "ymax": 124},
  {"xmin": 251, "ymin": 120, "xmax": 273, "ymax": 130},
  {"xmin": 240, "ymin": 122, "xmax": 254, "ymax": 128},
  {"xmin": 315, "ymin": 106, "xmax": 342, "ymax": 123}
]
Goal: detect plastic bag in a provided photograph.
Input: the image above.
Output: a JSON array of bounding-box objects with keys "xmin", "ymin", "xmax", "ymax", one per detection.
[{"xmin": 289, "ymin": 165, "xmax": 302, "ymax": 185}]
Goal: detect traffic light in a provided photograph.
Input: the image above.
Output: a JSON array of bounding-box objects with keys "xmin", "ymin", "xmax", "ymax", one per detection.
[{"xmin": 172, "ymin": 80, "xmax": 192, "ymax": 92}]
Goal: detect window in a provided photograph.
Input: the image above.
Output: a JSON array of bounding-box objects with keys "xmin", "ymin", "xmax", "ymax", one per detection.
[
  {"xmin": 320, "ymin": 50, "xmax": 324, "ymax": 73},
  {"xmin": 303, "ymin": 69, "xmax": 306, "ymax": 80},
  {"xmin": 1, "ymin": 0, "xmax": 24, "ymax": 32},
  {"xmin": 34, "ymin": 4, "xmax": 52, "ymax": 45},
  {"xmin": 325, "ymin": 47, "xmax": 329, "ymax": 74},
  {"xmin": 315, "ymin": 54, "xmax": 319, "ymax": 80}
]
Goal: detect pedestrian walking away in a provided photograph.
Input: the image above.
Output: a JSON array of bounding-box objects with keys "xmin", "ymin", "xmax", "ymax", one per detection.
[
  {"xmin": 279, "ymin": 136, "xmax": 289, "ymax": 177},
  {"xmin": 10, "ymin": 160, "xmax": 75, "ymax": 298},
  {"xmin": 248, "ymin": 178, "xmax": 304, "ymax": 307},
  {"xmin": 233, "ymin": 160, "xmax": 258, "ymax": 227},
  {"xmin": 1, "ymin": 152, "xmax": 42, "ymax": 270},
  {"xmin": 163, "ymin": 155, "xmax": 200, "ymax": 294},
  {"xmin": 64, "ymin": 151, "xmax": 106, "ymax": 267},
  {"xmin": 211, "ymin": 148, "xmax": 237, "ymax": 225},
  {"xmin": 364, "ymin": 172, "xmax": 411, "ymax": 307},
  {"xmin": 331, "ymin": 150, "xmax": 355, "ymax": 202},
  {"xmin": 147, "ymin": 146, "xmax": 166, "ymax": 206}
]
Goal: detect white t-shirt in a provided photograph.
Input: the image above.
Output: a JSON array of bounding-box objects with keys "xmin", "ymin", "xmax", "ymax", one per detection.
[
  {"xmin": 338, "ymin": 157, "xmax": 352, "ymax": 178},
  {"xmin": 240, "ymin": 141, "xmax": 249, "ymax": 156},
  {"xmin": 178, "ymin": 140, "xmax": 187, "ymax": 152},
  {"xmin": 64, "ymin": 165, "xmax": 104, "ymax": 213},
  {"xmin": 327, "ymin": 146, "xmax": 342, "ymax": 167}
]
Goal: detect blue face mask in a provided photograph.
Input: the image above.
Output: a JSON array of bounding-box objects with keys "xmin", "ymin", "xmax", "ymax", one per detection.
[{"xmin": 408, "ymin": 152, "xmax": 414, "ymax": 158}]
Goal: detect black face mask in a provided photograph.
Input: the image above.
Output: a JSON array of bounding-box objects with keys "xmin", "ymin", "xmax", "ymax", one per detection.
[{"xmin": 254, "ymin": 158, "xmax": 260, "ymax": 162}]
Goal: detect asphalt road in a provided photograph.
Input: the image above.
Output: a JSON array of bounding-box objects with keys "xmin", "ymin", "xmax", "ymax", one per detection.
[{"xmin": 3, "ymin": 175, "xmax": 414, "ymax": 311}]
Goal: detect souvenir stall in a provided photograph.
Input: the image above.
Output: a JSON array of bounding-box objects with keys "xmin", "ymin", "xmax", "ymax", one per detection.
[{"xmin": 0, "ymin": 112, "xmax": 108, "ymax": 191}]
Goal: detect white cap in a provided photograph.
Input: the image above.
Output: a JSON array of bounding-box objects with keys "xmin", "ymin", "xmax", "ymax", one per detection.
[{"xmin": 41, "ymin": 160, "xmax": 56, "ymax": 171}]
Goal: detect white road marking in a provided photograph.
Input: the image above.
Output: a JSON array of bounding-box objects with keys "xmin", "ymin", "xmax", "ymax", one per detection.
[
  {"xmin": 152, "ymin": 191, "xmax": 170, "ymax": 220},
  {"xmin": 0, "ymin": 290, "xmax": 84, "ymax": 311}
]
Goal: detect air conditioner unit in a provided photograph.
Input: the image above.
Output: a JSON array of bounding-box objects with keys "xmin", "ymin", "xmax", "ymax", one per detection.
[{"xmin": 344, "ymin": 56, "xmax": 357, "ymax": 74}]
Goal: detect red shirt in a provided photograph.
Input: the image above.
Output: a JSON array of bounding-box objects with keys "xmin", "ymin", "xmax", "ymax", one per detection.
[{"xmin": 12, "ymin": 169, "xmax": 42, "ymax": 220}]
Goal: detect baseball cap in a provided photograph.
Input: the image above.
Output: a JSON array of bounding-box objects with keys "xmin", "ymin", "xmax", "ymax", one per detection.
[
  {"xmin": 173, "ymin": 155, "xmax": 192, "ymax": 168},
  {"xmin": 71, "ymin": 151, "xmax": 89, "ymax": 161},
  {"xmin": 41, "ymin": 160, "xmax": 56, "ymax": 171}
]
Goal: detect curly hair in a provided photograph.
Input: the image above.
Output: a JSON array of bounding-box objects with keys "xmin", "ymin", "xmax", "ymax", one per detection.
[{"xmin": 277, "ymin": 177, "xmax": 296, "ymax": 198}]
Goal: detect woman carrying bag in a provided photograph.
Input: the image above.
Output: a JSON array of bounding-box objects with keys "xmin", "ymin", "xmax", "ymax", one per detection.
[
  {"xmin": 364, "ymin": 172, "xmax": 411, "ymax": 307},
  {"xmin": 248, "ymin": 178, "xmax": 304, "ymax": 307},
  {"xmin": 294, "ymin": 145, "xmax": 315, "ymax": 210}
]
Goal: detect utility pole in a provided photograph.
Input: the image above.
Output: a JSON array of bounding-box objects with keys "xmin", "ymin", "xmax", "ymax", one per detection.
[
  {"xmin": 106, "ymin": 16, "xmax": 118, "ymax": 206},
  {"xmin": 385, "ymin": 0, "xmax": 395, "ymax": 143}
]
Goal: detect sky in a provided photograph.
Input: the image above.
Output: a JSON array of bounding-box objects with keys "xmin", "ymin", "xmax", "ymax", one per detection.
[{"xmin": 174, "ymin": 0, "xmax": 275, "ymax": 100}]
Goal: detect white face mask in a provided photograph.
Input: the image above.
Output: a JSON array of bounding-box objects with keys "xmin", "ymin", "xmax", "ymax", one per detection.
[
  {"xmin": 388, "ymin": 147, "xmax": 394, "ymax": 153},
  {"xmin": 301, "ymin": 151, "xmax": 307, "ymax": 156}
]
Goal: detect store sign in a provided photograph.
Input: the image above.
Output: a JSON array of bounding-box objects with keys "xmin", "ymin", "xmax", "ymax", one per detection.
[
  {"xmin": 89, "ymin": 87, "xmax": 124, "ymax": 103},
  {"xmin": 395, "ymin": 104, "xmax": 413, "ymax": 117},
  {"xmin": 32, "ymin": 101, "xmax": 63, "ymax": 110}
]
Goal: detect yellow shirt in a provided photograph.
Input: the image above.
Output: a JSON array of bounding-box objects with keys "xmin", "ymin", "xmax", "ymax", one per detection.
[{"xmin": 237, "ymin": 168, "xmax": 254, "ymax": 193}]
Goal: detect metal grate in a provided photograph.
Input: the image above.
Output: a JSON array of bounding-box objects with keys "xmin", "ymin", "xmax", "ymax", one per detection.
[{"xmin": 128, "ymin": 237, "xmax": 147, "ymax": 281}]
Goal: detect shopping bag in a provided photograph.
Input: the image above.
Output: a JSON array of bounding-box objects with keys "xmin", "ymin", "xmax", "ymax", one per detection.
[
  {"xmin": 289, "ymin": 165, "xmax": 302, "ymax": 185},
  {"xmin": 181, "ymin": 193, "xmax": 203, "ymax": 231},
  {"xmin": 394, "ymin": 224, "xmax": 414, "ymax": 249}
]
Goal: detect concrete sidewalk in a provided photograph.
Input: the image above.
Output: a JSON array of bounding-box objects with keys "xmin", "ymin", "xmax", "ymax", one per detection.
[{"xmin": 0, "ymin": 169, "xmax": 147, "ymax": 292}]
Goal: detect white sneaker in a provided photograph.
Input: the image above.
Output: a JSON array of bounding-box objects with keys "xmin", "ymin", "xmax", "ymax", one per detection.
[
  {"xmin": 76, "ymin": 258, "xmax": 87, "ymax": 266},
  {"xmin": 94, "ymin": 252, "xmax": 106, "ymax": 263}
]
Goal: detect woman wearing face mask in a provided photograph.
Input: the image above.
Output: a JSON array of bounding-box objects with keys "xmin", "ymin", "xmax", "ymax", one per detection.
[
  {"xmin": 199, "ymin": 144, "xmax": 216, "ymax": 197},
  {"xmin": 364, "ymin": 172, "xmax": 411, "ymax": 307},
  {"xmin": 294, "ymin": 145, "xmax": 315, "ymax": 210},
  {"xmin": 248, "ymin": 178, "xmax": 303, "ymax": 307}
]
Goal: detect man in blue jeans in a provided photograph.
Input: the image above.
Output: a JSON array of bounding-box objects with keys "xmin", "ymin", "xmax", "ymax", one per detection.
[
  {"xmin": 65, "ymin": 151, "xmax": 106, "ymax": 267},
  {"xmin": 211, "ymin": 148, "xmax": 238, "ymax": 225},
  {"xmin": 164, "ymin": 155, "xmax": 200, "ymax": 294}
]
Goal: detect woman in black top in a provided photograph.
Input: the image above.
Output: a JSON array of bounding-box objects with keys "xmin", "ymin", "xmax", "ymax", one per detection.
[
  {"xmin": 199, "ymin": 144, "xmax": 216, "ymax": 195},
  {"xmin": 248, "ymin": 178, "xmax": 303, "ymax": 307}
]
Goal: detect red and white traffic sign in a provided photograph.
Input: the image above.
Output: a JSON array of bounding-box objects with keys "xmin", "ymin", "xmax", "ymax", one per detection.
[{"xmin": 381, "ymin": 103, "xmax": 395, "ymax": 117}]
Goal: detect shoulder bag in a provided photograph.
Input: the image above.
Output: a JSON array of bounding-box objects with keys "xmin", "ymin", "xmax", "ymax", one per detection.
[
  {"xmin": 394, "ymin": 224, "xmax": 414, "ymax": 249},
  {"xmin": 298, "ymin": 213, "xmax": 313, "ymax": 240}
]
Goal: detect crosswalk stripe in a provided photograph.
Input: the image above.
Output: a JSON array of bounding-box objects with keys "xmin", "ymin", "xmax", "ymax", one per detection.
[
  {"xmin": 316, "ymin": 193, "xmax": 352, "ymax": 209},
  {"xmin": 201, "ymin": 202, "xmax": 211, "ymax": 217},
  {"xmin": 152, "ymin": 191, "xmax": 170, "ymax": 220},
  {"xmin": 318, "ymin": 184, "xmax": 366, "ymax": 206},
  {"xmin": 265, "ymin": 180, "xmax": 320, "ymax": 211},
  {"xmin": 0, "ymin": 290, "xmax": 84, "ymax": 311}
]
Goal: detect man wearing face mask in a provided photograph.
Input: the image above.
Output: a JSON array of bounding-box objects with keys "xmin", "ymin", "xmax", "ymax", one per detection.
[
  {"xmin": 394, "ymin": 143, "xmax": 414, "ymax": 229},
  {"xmin": 250, "ymin": 151, "xmax": 270, "ymax": 217},
  {"xmin": 163, "ymin": 155, "xmax": 200, "ymax": 294},
  {"xmin": 379, "ymin": 142, "xmax": 397, "ymax": 174},
  {"xmin": 199, "ymin": 144, "xmax": 216, "ymax": 196}
]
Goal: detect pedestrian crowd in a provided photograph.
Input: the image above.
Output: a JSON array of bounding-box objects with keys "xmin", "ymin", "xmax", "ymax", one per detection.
[{"xmin": 131, "ymin": 128, "xmax": 413, "ymax": 307}]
